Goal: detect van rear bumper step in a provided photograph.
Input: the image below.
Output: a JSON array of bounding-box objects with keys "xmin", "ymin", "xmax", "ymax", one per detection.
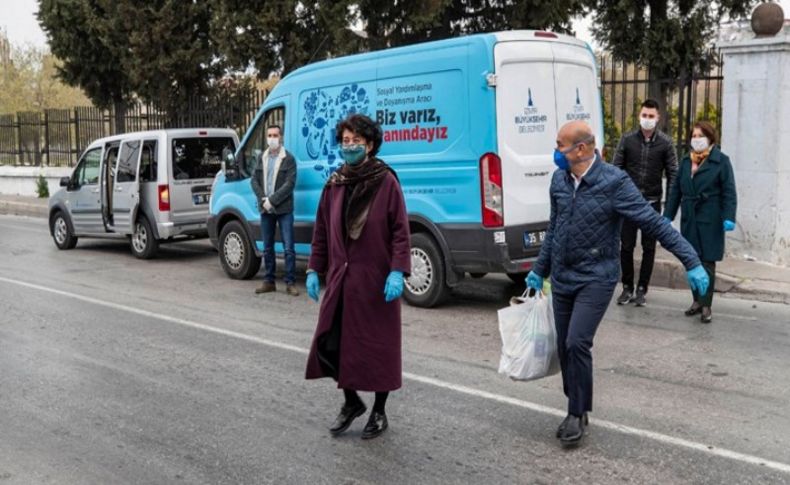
[{"xmin": 438, "ymin": 222, "xmax": 546, "ymax": 274}]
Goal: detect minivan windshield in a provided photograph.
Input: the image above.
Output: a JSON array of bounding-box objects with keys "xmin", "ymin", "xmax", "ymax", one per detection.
[{"xmin": 171, "ymin": 137, "xmax": 235, "ymax": 180}]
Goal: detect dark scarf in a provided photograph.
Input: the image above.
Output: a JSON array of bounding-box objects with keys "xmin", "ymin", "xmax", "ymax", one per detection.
[{"xmin": 328, "ymin": 157, "xmax": 395, "ymax": 240}]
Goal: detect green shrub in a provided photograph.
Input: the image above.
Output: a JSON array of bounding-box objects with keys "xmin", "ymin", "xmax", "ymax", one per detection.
[{"xmin": 35, "ymin": 174, "xmax": 50, "ymax": 198}]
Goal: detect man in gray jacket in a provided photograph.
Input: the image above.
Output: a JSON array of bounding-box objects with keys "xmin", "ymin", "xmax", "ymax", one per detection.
[{"xmin": 251, "ymin": 125, "xmax": 298, "ymax": 296}]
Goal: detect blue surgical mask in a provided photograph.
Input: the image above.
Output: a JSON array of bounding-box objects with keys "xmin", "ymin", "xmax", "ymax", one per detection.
[
  {"xmin": 340, "ymin": 144, "xmax": 367, "ymax": 165},
  {"xmin": 553, "ymin": 146, "xmax": 575, "ymax": 170}
]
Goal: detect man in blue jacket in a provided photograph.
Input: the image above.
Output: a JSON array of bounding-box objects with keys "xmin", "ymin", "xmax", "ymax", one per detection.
[{"xmin": 525, "ymin": 121, "xmax": 709, "ymax": 446}]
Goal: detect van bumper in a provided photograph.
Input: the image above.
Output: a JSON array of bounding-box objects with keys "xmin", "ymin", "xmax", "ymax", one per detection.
[
  {"xmin": 156, "ymin": 221, "xmax": 208, "ymax": 240},
  {"xmin": 438, "ymin": 222, "xmax": 548, "ymax": 274}
]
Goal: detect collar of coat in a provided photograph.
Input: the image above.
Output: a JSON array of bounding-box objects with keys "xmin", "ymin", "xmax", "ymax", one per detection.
[
  {"xmin": 261, "ymin": 148, "xmax": 287, "ymax": 188},
  {"xmin": 564, "ymin": 152, "xmax": 604, "ymax": 188}
]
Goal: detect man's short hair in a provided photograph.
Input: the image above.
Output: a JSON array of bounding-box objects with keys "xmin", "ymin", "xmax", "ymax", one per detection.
[
  {"xmin": 266, "ymin": 124, "xmax": 282, "ymax": 135},
  {"xmin": 641, "ymin": 99, "xmax": 660, "ymax": 111}
]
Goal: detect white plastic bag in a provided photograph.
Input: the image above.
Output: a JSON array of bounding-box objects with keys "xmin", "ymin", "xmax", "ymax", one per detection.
[{"xmin": 497, "ymin": 290, "xmax": 560, "ymax": 381}]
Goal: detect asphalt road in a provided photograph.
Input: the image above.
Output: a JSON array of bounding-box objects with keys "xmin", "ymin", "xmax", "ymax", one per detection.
[{"xmin": 1, "ymin": 214, "xmax": 789, "ymax": 484}]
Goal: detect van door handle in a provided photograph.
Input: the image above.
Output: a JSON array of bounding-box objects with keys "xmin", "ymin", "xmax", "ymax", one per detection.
[
  {"xmin": 91, "ymin": 188, "xmax": 100, "ymax": 193},
  {"xmin": 115, "ymin": 186, "xmax": 123, "ymax": 192}
]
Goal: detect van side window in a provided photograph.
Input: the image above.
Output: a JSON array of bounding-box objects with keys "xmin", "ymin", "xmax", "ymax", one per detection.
[
  {"xmin": 171, "ymin": 137, "xmax": 234, "ymax": 180},
  {"xmin": 241, "ymin": 107, "xmax": 285, "ymax": 177},
  {"xmin": 117, "ymin": 140, "xmax": 141, "ymax": 183},
  {"xmin": 73, "ymin": 148, "xmax": 102, "ymax": 186},
  {"xmin": 140, "ymin": 140, "xmax": 158, "ymax": 183}
]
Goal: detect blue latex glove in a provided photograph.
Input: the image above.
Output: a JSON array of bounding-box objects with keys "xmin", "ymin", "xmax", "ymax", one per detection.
[
  {"xmin": 306, "ymin": 272, "xmax": 320, "ymax": 302},
  {"xmin": 384, "ymin": 271, "xmax": 404, "ymax": 303},
  {"xmin": 723, "ymin": 220, "xmax": 736, "ymax": 232},
  {"xmin": 687, "ymin": 265, "xmax": 710, "ymax": 296},
  {"xmin": 525, "ymin": 271, "xmax": 544, "ymax": 291}
]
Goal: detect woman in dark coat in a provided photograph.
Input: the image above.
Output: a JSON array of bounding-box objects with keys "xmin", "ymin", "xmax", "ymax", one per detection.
[
  {"xmin": 664, "ymin": 121, "xmax": 737, "ymax": 323},
  {"xmin": 304, "ymin": 114, "xmax": 411, "ymax": 439}
]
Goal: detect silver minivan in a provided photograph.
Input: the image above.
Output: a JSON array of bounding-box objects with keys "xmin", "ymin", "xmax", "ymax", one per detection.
[{"xmin": 48, "ymin": 128, "xmax": 239, "ymax": 258}]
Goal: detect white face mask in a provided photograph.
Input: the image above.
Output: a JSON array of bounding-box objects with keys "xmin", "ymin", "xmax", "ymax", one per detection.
[
  {"xmin": 690, "ymin": 137, "xmax": 710, "ymax": 153},
  {"xmin": 640, "ymin": 117, "xmax": 658, "ymax": 131},
  {"xmin": 266, "ymin": 137, "xmax": 280, "ymax": 150}
]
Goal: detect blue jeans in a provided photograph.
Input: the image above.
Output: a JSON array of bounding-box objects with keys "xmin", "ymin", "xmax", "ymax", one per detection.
[
  {"xmin": 552, "ymin": 282, "xmax": 616, "ymax": 416},
  {"xmin": 261, "ymin": 212, "xmax": 295, "ymax": 285}
]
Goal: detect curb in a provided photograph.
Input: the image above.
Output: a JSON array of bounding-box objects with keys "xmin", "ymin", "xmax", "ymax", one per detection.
[
  {"xmin": 642, "ymin": 257, "xmax": 789, "ymax": 304},
  {"xmin": 0, "ymin": 200, "xmax": 48, "ymax": 219}
]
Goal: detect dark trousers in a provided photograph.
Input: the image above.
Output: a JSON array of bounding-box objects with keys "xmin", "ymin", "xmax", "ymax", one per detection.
[
  {"xmin": 692, "ymin": 261, "xmax": 716, "ymax": 307},
  {"xmin": 620, "ymin": 200, "xmax": 662, "ymax": 291},
  {"xmin": 552, "ymin": 282, "xmax": 615, "ymax": 417},
  {"xmin": 261, "ymin": 212, "xmax": 296, "ymax": 285}
]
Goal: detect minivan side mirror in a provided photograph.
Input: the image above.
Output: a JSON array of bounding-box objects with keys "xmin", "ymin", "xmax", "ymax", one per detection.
[
  {"xmin": 59, "ymin": 176, "xmax": 71, "ymax": 188},
  {"xmin": 222, "ymin": 148, "xmax": 239, "ymax": 180}
]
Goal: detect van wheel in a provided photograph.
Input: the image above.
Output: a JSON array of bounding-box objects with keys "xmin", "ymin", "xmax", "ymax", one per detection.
[
  {"xmin": 507, "ymin": 272, "xmax": 528, "ymax": 285},
  {"xmin": 404, "ymin": 232, "xmax": 450, "ymax": 308},
  {"xmin": 130, "ymin": 216, "xmax": 159, "ymax": 259},
  {"xmin": 50, "ymin": 211, "xmax": 78, "ymax": 250},
  {"xmin": 219, "ymin": 220, "xmax": 260, "ymax": 279}
]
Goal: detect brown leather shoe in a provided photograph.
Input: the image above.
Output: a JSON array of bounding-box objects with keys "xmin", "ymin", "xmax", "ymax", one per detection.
[
  {"xmin": 701, "ymin": 306, "xmax": 712, "ymax": 323},
  {"xmin": 255, "ymin": 281, "xmax": 276, "ymax": 294},
  {"xmin": 286, "ymin": 284, "xmax": 300, "ymax": 296}
]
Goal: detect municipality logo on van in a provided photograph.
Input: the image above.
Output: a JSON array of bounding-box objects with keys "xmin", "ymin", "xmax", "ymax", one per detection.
[
  {"xmin": 302, "ymin": 84, "xmax": 371, "ymax": 179},
  {"xmin": 567, "ymin": 87, "xmax": 591, "ymax": 121}
]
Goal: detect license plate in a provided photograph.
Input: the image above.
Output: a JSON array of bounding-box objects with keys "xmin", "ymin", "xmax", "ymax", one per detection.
[
  {"xmin": 193, "ymin": 194, "xmax": 210, "ymax": 205},
  {"xmin": 523, "ymin": 230, "xmax": 546, "ymax": 248}
]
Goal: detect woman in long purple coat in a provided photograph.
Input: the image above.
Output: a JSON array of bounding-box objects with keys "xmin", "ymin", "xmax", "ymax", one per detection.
[{"xmin": 304, "ymin": 114, "xmax": 411, "ymax": 440}]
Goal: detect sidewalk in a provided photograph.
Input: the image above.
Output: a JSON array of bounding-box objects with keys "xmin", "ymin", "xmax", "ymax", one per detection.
[
  {"xmin": 0, "ymin": 194, "xmax": 49, "ymax": 218},
  {"xmin": 637, "ymin": 246, "xmax": 790, "ymax": 304},
  {"xmin": 2, "ymin": 193, "xmax": 789, "ymax": 304}
]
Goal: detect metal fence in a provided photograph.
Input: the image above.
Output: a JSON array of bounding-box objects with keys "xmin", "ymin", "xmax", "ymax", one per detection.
[
  {"xmin": 0, "ymin": 90, "xmax": 267, "ymax": 167},
  {"xmin": 599, "ymin": 50, "xmax": 724, "ymax": 156}
]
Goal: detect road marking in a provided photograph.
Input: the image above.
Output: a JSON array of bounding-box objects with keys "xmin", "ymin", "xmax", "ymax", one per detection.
[{"xmin": 2, "ymin": 275, "xmax": 789, "ymax": 475}]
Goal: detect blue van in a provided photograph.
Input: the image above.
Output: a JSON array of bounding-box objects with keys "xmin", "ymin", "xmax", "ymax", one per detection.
[{"xmin": 208, "ymin": 30, "xmax": 604, "ymax": 307}]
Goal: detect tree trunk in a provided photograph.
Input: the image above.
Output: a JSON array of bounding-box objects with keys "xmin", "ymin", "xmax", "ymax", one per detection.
[
  {"xmin": 647, "ymin": 66, "xmax": 671, "ymax": 131},
  {"xmin": 112, "ymin": 99, "xmax": 126, "ymax": 135}
]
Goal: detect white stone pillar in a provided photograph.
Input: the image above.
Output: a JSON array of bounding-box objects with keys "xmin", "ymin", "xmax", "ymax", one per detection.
[{"xmin": 719, "ymin": 29, "xmax": 790, "ymax": 265}]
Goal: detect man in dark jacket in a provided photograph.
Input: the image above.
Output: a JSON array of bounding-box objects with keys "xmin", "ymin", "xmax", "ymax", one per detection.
[
  {"xmin": 612, "ymin": 99, "xmax": 678, "ymax": 306},
  {"xmin": 525, "ymin": 121, "xmax": 709, "ymax": 446},
  {"xmin": 251, "ymin": 125, "xmax": 298, "ymax": 295}
]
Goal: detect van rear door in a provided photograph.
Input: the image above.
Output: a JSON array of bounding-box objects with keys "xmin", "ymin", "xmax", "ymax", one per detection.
[
  {"xmin": 169, "ymin": 134, "xmax": 236, "ymax": 225},
  {"xmin": 494, "ymin": 41, "xmax": 556, "ymax": 231},
  {"xmin": 551, "ymin": 43, "xmax": 604, "ymax": 154}
]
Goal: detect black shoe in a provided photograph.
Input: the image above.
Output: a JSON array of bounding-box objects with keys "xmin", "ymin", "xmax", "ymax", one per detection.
[
  {"xmin": 361, "ymin": 411, "xmax": 388, "ymax": 440},
  {"xmin": 633, "ymin": 287, "xmax": 647, "ymax": 307},
  {"xmin": 556, "ymin": 413, "xmax": 588, "ymax": 438},
  {"xmin": 685, "ymin": 302, "xmax": 702, "ymax": 316},
  {"xmin": 559, "ymin": 414, "xmax": 586, "ymax": 446},
  {"xmin": 701, "ymin": 306, "xmax": 712, "ymax": 323},
  {"xmin": 329, "ymin": 402, "xmax": 367, "ymax": 436},
  {"xmin": 616, "ymin": 287, "xmax": 633, "ymax": 305}
]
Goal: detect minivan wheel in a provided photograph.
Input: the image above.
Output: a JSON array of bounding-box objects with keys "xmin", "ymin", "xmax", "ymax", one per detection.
[
  {"xmin": 403, "ymin": 232, "xmax": 450, "ymax": 308},
  {"xmin": 219, "ymin": 220, "xmax": 261, "ymax": 279},
  {"xmin": 130, "ymin": 216, "xmax": 159, "ymax": 259},
  {"xmin": 50, "ymin": 211, "xmax": 78, "ymax": 250}
]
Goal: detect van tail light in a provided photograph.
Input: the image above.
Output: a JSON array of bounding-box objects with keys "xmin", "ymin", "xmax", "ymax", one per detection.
[
  {"xmin": 158, "ymin": 184, "xmax": 171, "ymax": 212},
  {"xmin": 480, "ymin": 152, "xmax": 504, "ymax": 228},
  {"xmin": 534, "ymin": 31, "xmax": 558, "ymax": 39}
]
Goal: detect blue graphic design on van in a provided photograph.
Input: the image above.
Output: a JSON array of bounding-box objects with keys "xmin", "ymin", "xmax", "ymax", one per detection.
[{"xmin": 301, "ymin": 83, "xmax": 371, "ymax": 179}]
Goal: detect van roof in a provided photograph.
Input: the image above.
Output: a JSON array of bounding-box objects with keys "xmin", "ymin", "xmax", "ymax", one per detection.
[
  {"xmin": 86, "ymin": 128, "xmax": 238, "ymax": 148},
  {"xmin": 280, "ymin": 30, "xmax": 590, "ymax": 82}
]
